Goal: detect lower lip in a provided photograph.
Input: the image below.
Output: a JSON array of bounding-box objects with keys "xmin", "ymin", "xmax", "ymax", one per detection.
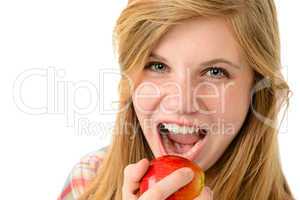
[{"xmin": 156, "ymin": 125, "xmax": 208, "ymax": 162}]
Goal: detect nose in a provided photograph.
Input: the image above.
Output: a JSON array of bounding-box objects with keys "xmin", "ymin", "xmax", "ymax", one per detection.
[
  {"xmin": 177, "ymin": 71, "xmax": 198, "ymax": 114},
  {"xmin": 163, "ymin": 68, "xmax": 199, "ymax": 115}
]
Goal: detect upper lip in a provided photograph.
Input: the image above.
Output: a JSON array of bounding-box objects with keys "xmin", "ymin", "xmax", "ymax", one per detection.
[{"xmin": 156, "ymin": 118, "xmax": 207, "ymax": 130}]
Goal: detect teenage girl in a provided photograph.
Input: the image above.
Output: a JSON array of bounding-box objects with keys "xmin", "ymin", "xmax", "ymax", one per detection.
[{"xmin": 58, "ymin": 0, "xmax": 294, "ymax": 199}]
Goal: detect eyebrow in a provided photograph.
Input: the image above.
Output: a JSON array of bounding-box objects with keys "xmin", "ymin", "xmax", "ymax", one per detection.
[{"xmin": 149, "ymin": 53, "xmax": 241, "ymax": 69}]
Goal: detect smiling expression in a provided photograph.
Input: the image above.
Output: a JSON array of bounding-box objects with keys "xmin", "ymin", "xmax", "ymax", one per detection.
[{"xmin": 132, "ymin": 16, "xmax": 254, "ymax": 171}]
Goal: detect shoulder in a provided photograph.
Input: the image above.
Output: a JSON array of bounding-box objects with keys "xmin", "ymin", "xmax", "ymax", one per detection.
[{"xmin": 57, "ymin": 147, "xmax": 108, "ymax": 200}]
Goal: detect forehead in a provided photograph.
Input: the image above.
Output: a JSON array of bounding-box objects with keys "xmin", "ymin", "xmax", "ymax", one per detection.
[{"xmin": 151, "ymin": 16, "xmax": 242, "ymax": 65}]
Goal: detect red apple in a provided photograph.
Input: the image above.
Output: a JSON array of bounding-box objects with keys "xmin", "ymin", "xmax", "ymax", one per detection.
[{"xmin": 139, "ymin": 155, "xmax": 205, "ymax": 200}]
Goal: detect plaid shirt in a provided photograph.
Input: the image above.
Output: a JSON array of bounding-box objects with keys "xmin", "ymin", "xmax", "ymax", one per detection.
[{"xmin": 57, "ymin": 148, "xmax": 107, "ymax": 200}]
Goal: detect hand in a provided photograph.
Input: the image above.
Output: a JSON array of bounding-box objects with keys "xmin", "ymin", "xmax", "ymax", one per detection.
[
  {"xmin": 121, "ymin": 158, "xmax": 213, "ymax": 200},
  {"xmin": 194, "ymin": 187, "xmax": 213, "ymax": 200}
]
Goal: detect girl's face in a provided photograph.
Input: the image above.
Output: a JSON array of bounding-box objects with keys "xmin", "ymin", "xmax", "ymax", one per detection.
[{"xmin": 132, "ymin": 17, "xmax": 254, "ymax": 170}]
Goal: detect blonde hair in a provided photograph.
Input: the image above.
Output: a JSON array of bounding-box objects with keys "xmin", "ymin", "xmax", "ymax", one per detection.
[{"xmin": 79, "ymin": 0, "xmax": 294, "ymax": 199}]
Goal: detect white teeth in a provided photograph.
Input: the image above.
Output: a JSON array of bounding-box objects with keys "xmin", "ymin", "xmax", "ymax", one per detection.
[{"xmin": 161, "ymin": 122, "xmax": 201, "ymax": 135}]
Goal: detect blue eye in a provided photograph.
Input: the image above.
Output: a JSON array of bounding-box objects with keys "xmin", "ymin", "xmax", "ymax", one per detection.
[
  {"xmin": 144, "ymin": 62, "xmax": 168, "ymax": 73},
  {"xmin": 144, "ymin": 62, "xmax": 230, "ymax": 79},
  {"xmin": 205, "ymin": 67, "xmax": 229, "ymax": 79}
]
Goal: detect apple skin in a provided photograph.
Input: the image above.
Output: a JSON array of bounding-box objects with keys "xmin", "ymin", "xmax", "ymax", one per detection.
[{"xmin": 139, "ymin": 155, "xmax": 205, "ymax": 200}]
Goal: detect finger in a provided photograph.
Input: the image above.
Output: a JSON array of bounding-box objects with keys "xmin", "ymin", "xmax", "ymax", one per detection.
[
  {"xmin": 139, "ymin": 167, "xmax": 194, "ymax": 200},
  {"xmin": 122, "ymin": 159, "xmax": 150, "ymax": 195},
  {"xmin": 194, "ymin": 187, "xmax": 213, "ymax": 200}
]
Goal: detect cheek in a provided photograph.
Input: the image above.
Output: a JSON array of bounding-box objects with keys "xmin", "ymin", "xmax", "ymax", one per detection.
[
  {"xmin": 198, "ymin": 80, "xmax": 251, "ymax": 136},
  {"xmin": 132, "ymin": 81, "xmax": 164, "ymax": 157},
  {"xmin": 224, "ymin": 83, "xmax": 251, "ymax": 117},
  {"xmin": 132, "ymin": 81, "xmax": 161, "ymax": 114},
  {"xmin": 132, "ymin": 81, "xmax": 161, "ymax": 142},
  {"xmin": 216, "ymin": 81, "xmax": 251, "ymax": 135}
]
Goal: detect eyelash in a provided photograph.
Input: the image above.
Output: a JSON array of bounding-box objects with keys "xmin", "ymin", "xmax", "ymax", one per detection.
[{"xmin": 144, "ymin": 61, "xmax": 230, "ymax": 79}]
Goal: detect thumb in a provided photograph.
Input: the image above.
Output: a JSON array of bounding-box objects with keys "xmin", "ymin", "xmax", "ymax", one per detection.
[{"xmin": 195, "ymin": 187, "xmax": 213, "ymax": 200}]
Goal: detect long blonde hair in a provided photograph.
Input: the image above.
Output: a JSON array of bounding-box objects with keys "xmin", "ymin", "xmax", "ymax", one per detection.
[{"xmin": 79, "ymin": 0, "xmax": 294, "ymax": 199}]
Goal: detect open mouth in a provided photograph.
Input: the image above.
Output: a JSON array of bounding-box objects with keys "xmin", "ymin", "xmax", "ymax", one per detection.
[{"xmin": 156, "ymin": 122, "xmax": 208, "ymax": 161}]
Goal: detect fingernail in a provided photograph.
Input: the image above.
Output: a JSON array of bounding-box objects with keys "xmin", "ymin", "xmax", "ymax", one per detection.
[
  {"xmin": 139, "ymin": 158, "xmax": 148, "ymax": 165},
  {"xmin": 181, "ymin": 167, "xmax": 194, "ymax": 179},
  {"xmin": 204, "ymin": 187, "xmax": 213, "ymax": 197}
]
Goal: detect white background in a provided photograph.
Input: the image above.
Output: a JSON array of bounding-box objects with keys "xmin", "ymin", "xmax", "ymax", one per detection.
[{"xmin": 0, "ymin": 1, "xmax": 299, "ymax": 199}]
